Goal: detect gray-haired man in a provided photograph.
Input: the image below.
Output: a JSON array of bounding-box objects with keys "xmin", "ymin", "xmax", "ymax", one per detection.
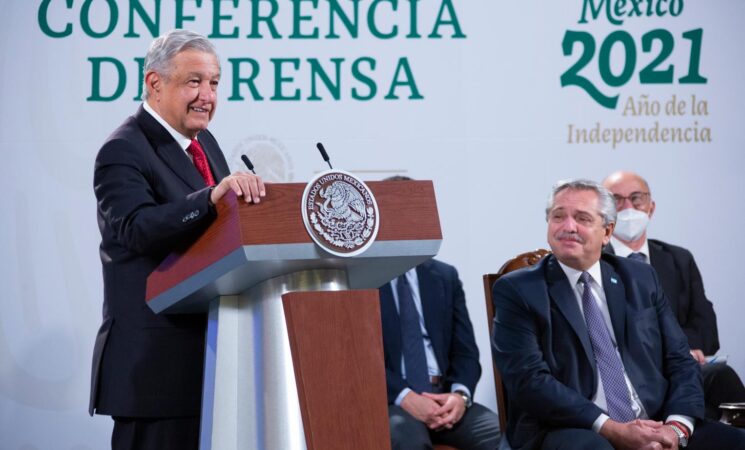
[{"xmin": 89, "ymin": 29, "xmax": 265, "ymax": 449}]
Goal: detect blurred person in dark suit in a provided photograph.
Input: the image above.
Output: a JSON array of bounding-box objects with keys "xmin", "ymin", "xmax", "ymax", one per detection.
[{"xmin": 603, "ymin": 170, "xmax": 745, "ymax": 420}]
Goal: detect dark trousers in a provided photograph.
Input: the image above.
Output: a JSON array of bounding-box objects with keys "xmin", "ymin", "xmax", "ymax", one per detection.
[
  {"xmin": 702, "ymin": 362, "xmax": 745, "ymax": 420},
  {"xmin": 539, "ymin": 420, "xmax": 745, "ymax": 450},
  {"xmin": 389, "ymin": 403, "xmax": 501, "ymax": 450},
  {"xmin": 112, "ymin": 416, "xmax": 200, "ymax": 450}
]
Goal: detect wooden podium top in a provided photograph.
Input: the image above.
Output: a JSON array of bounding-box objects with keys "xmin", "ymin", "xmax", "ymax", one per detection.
[{"xmin": 146, "ymin": 180, "xmax": 442, "ymax": 313}]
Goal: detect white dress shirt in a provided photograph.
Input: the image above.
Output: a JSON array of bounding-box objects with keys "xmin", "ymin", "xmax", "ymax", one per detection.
[
  {"xmin": 557, "ymin": 260, "xmax": 694, "ymax": 434},
  {"xmin": 610, "ymin": 236, "xmax": 650, "ymax": 264},
  {"xmin": 142, "ymin": 101, "xmax": 193, "ymax": 157},
  {"xmin": 390, "ymin": 268, "xmax": 470, "ymax": 405}
]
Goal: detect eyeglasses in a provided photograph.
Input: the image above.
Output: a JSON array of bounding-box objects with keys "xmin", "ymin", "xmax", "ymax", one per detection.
[{"xmin": 613, "ymin": 192, "xmax": 650, "ymax": 208}]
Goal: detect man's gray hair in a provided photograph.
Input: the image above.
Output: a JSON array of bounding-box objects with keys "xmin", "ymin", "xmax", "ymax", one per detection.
[
  {"xmin": 141, "ymin": 29, "xmax": 219, "ymax": 100},
  {"xmin": 545, "ymin": 179, "xmax": 617, "ymax": 227}
]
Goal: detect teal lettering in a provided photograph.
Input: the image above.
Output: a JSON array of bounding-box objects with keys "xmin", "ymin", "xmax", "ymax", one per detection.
[
  {"xmin": 406, "ymin": 0, "xmax": 421, "ymax": 38},
  {"xmin": 38, "ymin": 0, "xmax": 73, "ymax": 38},
  {"xmin": 368, "ymin": 0, "xmax": 397, "ymax": 39},
  {"xmin": 578, "ymin": 0, "xmax": 605, "ymax": 24},
  {"xmin": 271, "ymin": 58, "xmax": 301, "ymax": 100},
  {"xmin": 228, "ymin": 58, "xmax": 264, "ymax": 100},
  {"xmin": 134, "ymin": 57, "xmax": 145, "ymax": 100},
  {"xmin": 248, "ymin": 0, "xmax": 281, "ymax": 38},
  {"xmin": 124, "ymin": 0, "xmax": 160, "ymax": 38},
  {"xmin": 327, "ymin": 0, "xmax": 359, "ymax": 39},
  {"xmin": 290, "ymin": 0, "xmax": 319, "ymax": 39},
  {"xmin": 351, "ymin": 57, "xmax": 376, "ymax": 100},
  {"xmin": 80, "ymin": 0, "xmax": 118, "ymax": 38},
  {"xmin": 175, "ymin": 0, "xmax": 203, "ymax": 29},
  {"xmin": 385, "ymin": 57, "xmax": 422, "ymax": 100},
  {"xmin": 88, "ymin": 57, "xmax": 126, "ymax": 101},
  {"xmin": 209, "ymin": 0, "xmax": 239, "ymax": 38},
  {"xmin": 308, "ymin": 58, "xmax": 343, "ymax": 100},
  {"xmin": 428, "ymin": 0, "xmax": 465, "ymax": 38}
]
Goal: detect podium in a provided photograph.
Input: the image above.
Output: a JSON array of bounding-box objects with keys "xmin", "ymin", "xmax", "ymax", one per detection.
[{"xmin": 145, "ymin": 180, "xmax": 442, "ymax": 450}]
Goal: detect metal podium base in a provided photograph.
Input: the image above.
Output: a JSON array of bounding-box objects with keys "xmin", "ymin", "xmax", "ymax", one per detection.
[{"xmin": 199, "ymin": 269, "xmax": 349, "ymax": 450}]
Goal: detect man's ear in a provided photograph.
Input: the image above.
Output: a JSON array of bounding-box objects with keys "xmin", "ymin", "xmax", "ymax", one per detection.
[
  {"xmin": 144, "ymin": 71, "xmax": 161, "ymax": 99},
  {"xmin": 648, "ymin": 200, "xmax": 656, "ymax": 219},
  {"xmin": 603, "ymin": 222, "xmax": 615, "ymax": 245}
]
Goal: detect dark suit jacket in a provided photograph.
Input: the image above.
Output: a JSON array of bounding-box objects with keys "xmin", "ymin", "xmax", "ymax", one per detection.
[
  {"xmin": 491, "ymin": 254, "xmax": 704, "ymax": 450},
  {"xmin": 379, "ymin": 259, "xmax": 481, "ymax": 404},
  {"xmin": 607, "ymin": 239, "xmax": 719, "ymax": 355},
  {"xmin": 89, "ymin": 105, "xmax": 230, "ymax": 417}
]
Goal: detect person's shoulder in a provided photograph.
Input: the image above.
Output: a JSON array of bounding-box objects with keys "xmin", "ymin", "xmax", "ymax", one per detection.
[
  {"xmin": 422, "ymin": 258, "xmax": 458, "ymax": 279},
  {"xmin": 648, "ymin": 238, "xmax": 694, "ymax": 258}
]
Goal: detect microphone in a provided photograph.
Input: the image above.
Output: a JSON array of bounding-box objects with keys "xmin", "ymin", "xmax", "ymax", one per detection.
[
  {"xmin": 316, "ymin": 142, "xmax": 333, "ymax": 170},
  {"xmin": 241, "ymin": 154, "xmax": 257, "ymax": 174}
]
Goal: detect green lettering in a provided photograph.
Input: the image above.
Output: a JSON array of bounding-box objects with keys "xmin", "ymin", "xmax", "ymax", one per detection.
[
  {"xmin": 88, "ymin": 57, "xmax": 126, "ymax": 101},
  {"xmin": 81, "ymin": 0, "xmax": 118, "ymax": 38},
  {"xmin": 406, "ymin": 0, "xmax": 421, "ymax": 38},
  {"xmin": 209, "ymin": 0, "xmax": 239, "ymax": 38},
  {"xmin": 228, "ymin": 58, "xmax": 264, "ymax": 100},
  {"xmin": 248, "ymin": 0, "xmax": 282, "ymax": 38},
  {"xmin": 327, "ymin": 0, "xmax": 359, "ymax": 39},
  {"xmin": 351, "ymin": 57, "xmax": 376, "ymax": 100},
  {"xmin": 175, "ymin": 0, "xmax": 203, "ymax": 29},
  {"xmin": 368, "ymin": 0, "xmax": 397, "ymax": 39},
  {"xmin": 124, "ymin": 0, "xmax": 160, "ymax": 38},
  {"xmin": 308, "ymin": 58, "xmax": 343, "ymax": 100},
  {"xmin": 385, "ymin": 57, "xmax": 422, "ymax": 100},
  {"xmin": 271, "ymin": 58, "xmax": 301, "ymax": 100},
  {"xmin": 290, "ymin": 0, "xmax": 319, "ymax": 39},
  {"xmin": 38, "ymin": 0, "xmax": 73, "ymax": 38},
  {"xmin": 428, "ymin": 0, "xmax": 465, "ymax": 38},
  {"xmin": 134, "ymin": 57, "xmax": 145, "ymax": 101}
]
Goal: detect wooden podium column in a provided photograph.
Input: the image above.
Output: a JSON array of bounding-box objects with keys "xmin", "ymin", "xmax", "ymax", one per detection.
[{"xmin": 283, "ymin": 290, "xmax": 390, "ymax": 450}]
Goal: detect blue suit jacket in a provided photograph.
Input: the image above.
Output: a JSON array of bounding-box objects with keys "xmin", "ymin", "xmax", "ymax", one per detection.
[
  {"xmin": 89, "ymin": 105, "xmax": 230, "ymax": 417},
  {"xmin": 379, "ymin": 259, "xmax": 481, "ymax": 404},
  {"xmin": 491, "ymin": 254, "xmax": 704, "ymax": 450}
]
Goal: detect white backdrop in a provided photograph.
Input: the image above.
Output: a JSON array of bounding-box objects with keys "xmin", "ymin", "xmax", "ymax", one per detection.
[{"xmin": 2, "ymin": 1, "xmax": 744, "ymax": 448}]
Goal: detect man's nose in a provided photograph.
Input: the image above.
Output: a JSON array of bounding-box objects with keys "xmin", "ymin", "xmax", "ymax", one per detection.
[{"xmin": 198, "ymin": 82, "xmax": 215, "ymax": 101}]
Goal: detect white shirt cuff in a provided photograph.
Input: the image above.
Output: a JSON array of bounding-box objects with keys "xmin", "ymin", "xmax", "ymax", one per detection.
[
  {"xmin": 665, "ymin": 415, "xmax": 695, "ymax": 435},
  {"xmin": 394, "ymin": 388, "xmax": 412, "ymax": 406},
  {"xmin": 592, "ymin": 413, "xmax": 610, "ymax": 433},
  {"xmin": 450, "ymin": 383, "xmax": 471, "ymax": 398}
]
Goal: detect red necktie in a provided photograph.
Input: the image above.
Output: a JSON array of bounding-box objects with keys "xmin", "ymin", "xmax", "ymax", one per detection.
[{"xmin": 186, "ymin": 139, "xmax": 216, "ymax": 187}]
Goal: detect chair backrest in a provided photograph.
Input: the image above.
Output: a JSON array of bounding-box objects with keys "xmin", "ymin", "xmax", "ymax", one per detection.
[{"xmin": 483, "ymin": 249, "xmax": 551, "ymax": 432}]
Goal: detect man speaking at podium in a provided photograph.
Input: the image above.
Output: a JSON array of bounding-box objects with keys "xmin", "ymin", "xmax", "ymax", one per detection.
[{"xmin": 89, "ymin": 30, "xmax": 265, "ymax": 450}]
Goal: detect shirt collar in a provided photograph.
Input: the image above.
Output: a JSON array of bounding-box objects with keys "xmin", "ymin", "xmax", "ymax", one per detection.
[
  {"xmin": 557, "ymin": 259, "xmax": 603, "ymax": 290},
  {"xmin": 142, "ymin": 101, "xmax": 193, "ymax": 151},
  {"xmin": 610, "ymin": 236, "xmax": 650, "ymax": 261}
]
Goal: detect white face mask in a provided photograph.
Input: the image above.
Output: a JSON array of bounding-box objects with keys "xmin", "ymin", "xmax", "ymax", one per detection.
[{"xmin": 614, "ymin": 208, "xmax": 650, "ymax": 242}]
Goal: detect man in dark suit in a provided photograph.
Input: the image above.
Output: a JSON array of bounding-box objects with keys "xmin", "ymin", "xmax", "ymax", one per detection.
[
  {"xmin": 603, "ymin": 170, "xmax": 745, "ymax": 419},
  {"xmin": 491, "ymin": 179, "xmax": 744, "ymax": 450},
  {"xmin": 89, "ymin": 30, "xmax": 265, "ymax": 450},
  {"xmin": 379, "ymin": 258, "xmax": 501, "ymax": 449}
]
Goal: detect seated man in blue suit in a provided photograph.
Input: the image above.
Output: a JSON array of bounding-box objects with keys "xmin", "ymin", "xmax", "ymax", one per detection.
[
  {"xmin": 603, "ymin": 170, "xmax": 745, "ymax": 420},
  {"xmin": 491, "ymin": 179, "xmax": 745, "ymax": 450},
  {"xmin": 379, "ymin": 257, "xmax": 501, "ymax": 450}
]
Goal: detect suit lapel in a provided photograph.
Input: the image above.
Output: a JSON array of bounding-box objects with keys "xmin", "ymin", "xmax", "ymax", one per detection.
[
  {"xmin": 600, "ymin": 261, "xmax": 628, "ymax": 357},
  {"xmin": 135, "ymin": 106, "xmax": 211, "ymax": 191},
  {"xmin": 546, "ymin": 257, "xmax": 595, "ymax": 368}
]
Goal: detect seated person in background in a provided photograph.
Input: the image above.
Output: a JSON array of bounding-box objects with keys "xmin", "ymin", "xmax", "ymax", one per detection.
[
  {"xmin": 491, "ymin": 179, "xmax": 745, "ymax": 450},
  {"xmin": 603, "ymin": 170, "xmax": 745, "ymax": 420},
  {"xmin": 378, "ymin": 179, "xmax": 501, "ymax": 450}
]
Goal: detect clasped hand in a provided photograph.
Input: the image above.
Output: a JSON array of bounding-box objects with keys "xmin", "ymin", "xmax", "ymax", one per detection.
[{"xmin": 401, "ymin": 391, "xmax": 466, "ymax": 431}]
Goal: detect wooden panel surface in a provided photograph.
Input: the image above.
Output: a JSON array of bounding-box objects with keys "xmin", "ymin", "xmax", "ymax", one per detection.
[
  {"xmin": 237, "ymin": 180, "xmax": 442, "ymax": 245},
  {"xmin": 282, "ymin": 290, "xmax": 391, "ymax": 450},
  {"xmin": 145, "ymin": 191, "xmax": 242, "ymax": 301}
]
